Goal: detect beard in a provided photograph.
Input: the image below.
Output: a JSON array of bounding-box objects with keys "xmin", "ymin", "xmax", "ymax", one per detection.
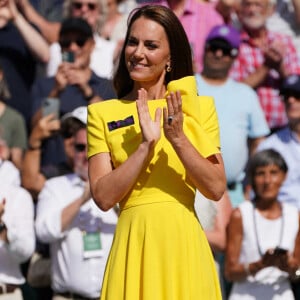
[{"xmin": 240, "ymin": 13, "xmax": 266, "ymax": 30}]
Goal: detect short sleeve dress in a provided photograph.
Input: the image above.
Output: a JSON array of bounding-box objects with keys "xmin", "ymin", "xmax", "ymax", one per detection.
[{"xmin": 87, "ymin": 76, "xmax": 222, "ymax": 300}]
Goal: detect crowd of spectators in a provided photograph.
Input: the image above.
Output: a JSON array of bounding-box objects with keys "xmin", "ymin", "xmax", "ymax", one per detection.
[{"xmin": 0, "ymin": 0, "xmax": 300, "ymax": 299}]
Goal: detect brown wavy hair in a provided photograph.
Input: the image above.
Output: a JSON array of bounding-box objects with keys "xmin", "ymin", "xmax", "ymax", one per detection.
[{"xmin": 113, "ymin": 5, "xmax": 194, "ymax": 99}]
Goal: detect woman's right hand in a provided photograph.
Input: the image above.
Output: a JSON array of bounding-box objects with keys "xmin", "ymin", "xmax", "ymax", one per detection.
[{"xmin": 136, "ymin": 88, "xmax": 162, "ymax": 147}]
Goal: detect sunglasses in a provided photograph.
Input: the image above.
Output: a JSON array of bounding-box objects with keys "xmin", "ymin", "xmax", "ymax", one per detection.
[
  {"xmin": 206, "ymin": 42, "xmax": 238, "ymax": 58},
  {"xmin": 72, "ymin": 2, "xmax": 97, "ymax": 10},
  {"xmin": 59, "ymin": 37, "xmax": 88, "ymax": 48},
  {"xmin": 282, "ymin": 92, "xmax": 300, "ymax": 102},
  {"xmin": 74, "ymin": 143, "xmax": 87, "ymax": 152}
]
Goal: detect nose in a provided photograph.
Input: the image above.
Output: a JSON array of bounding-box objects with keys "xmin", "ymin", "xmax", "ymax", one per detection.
[
  {"xmin": 69, "ymin": 41, "xmax": 80, "ymax": 52},
  {"xmin": 263, "ymin": 172, "xmax": 272, "ymax": 184},
  {"xmin": 133, "ymin": 43, "xmax": 145, "ymax": 58},
  {"xmin": 214, "ymin": 49, "xmax": 224, "ymax": 58}
]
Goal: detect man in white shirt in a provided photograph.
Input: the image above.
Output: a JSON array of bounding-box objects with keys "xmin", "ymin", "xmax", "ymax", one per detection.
[
  {"xmin": 0, "ymin": 185, "xmax": 35, "ymax": 300},
  {"xmin": 35, "ymin": 108, "xmax": 117, "ymax": 300}
]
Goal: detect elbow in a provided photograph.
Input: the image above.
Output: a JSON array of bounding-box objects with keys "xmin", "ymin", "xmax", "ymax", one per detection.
[
  {"xmin": 40, "ymin": 51, "xmax": 50, "ymax": 64},
  {"xmin": 92, "ymin": 194, "xmax": 115, "ymax": 212}
]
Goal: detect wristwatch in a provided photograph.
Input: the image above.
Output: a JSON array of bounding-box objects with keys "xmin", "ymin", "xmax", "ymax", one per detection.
[{"xmin": 0, "ymin": 221, "xmax": 6, "ymax": 233}]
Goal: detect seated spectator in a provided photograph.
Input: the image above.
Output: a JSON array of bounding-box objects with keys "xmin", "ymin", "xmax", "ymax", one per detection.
[
  {"xmin": 35, "ymin": 118, "xmax": 117, "ymax": 300},
  {"xmin": 30, "ymin": 17, "xmax": 116, "ymax": 169},
  {"xmin": 18, "ymin": 0, "xmax": 117, "ymax": 79},
  {"xmin": 0, "ymin": 62, "xmax": 27, "ymax": 170},
  {"xmin": 0, "ymin": 184, "xmax": 35, "ymax": 300},
  {"xmin": 196, "ymin": 24, "xmax": 270, "ymax": 207},
  {"xmin": 225, "ymin": 149, "xmax": 300, "ymax": 300},
  {"xmin": 230, "ymin": 0, "xmax": 300, "ymax": 132},
  {"xmin": 256, "ymin": 74, "xmax": 300, "ymax": 210},
  {"xmin": 0, "ymin": 0, "xmax": 49, "ymax": 128}
]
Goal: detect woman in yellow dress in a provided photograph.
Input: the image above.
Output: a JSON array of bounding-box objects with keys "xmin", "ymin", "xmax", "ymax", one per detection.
[{"xmin": 87, "ymin": 5, "xmax": 226, "ymax": 299}]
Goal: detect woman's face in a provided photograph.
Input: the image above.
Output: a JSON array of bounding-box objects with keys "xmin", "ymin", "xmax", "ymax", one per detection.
[
  {"xmin": 252, "ymin": 164, "xmax": 286, "ymax": 202},
  {"xmin": 125, "ymin": 16, "xmax": 171, "ymax": 86}
]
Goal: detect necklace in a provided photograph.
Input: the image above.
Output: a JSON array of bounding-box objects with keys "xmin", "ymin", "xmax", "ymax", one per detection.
[{"xmin": 252, "ymin": 202, "xmax": 284, "ymax": 257}]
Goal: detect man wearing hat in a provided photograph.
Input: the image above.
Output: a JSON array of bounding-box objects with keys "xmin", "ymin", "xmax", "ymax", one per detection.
[
  {"xmin": 196, "ymin": 24, "xmax": 270, "ymax": 208},
  {"xmin": 257, "ymin": 74, "xmax": 300, "ymax": 210},
  {"xmin": 29, "ymin": 17, "xmax": 116, "ymax": 173},
  {"xmin": 34, "ymin": 106, "xmax": 118, "ymax": 300}
]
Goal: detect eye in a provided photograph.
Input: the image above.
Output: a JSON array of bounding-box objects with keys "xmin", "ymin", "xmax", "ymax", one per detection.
[
  {"xmin": 127, "ymin": 37, "xmax": 138, "ymax": 46},
  {"xmin": 145, "ymin": 41, "xmax": 158, "ymax": 50}
]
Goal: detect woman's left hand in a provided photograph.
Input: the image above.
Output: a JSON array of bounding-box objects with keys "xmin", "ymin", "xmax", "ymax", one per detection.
[{"xmin": 163, "ymin": 91, "xmax": 184, "ymax": 143}]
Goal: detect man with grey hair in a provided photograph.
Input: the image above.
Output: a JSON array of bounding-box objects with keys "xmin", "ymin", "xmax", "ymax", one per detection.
[{"xmin": 230, "ymin": 0, "xmax": 300, "ymax": 132}]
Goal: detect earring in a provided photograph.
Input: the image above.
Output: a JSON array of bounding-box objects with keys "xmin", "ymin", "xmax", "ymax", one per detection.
[{"xmin": 166, "ymin": 65, "xmax": 172, "ymax": 72}]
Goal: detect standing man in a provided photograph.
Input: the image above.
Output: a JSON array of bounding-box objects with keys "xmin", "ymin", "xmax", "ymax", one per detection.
[
  {"xmin": 196, "ymin": 24, "xmax": 270, "ymax": 207},
  {"xmin": 230, "ymin": 0, "xmax": 300, "ymax": 132},
  {"xmin": 35, "ymin": 110, "xmax": 117, "ymax": 300}
]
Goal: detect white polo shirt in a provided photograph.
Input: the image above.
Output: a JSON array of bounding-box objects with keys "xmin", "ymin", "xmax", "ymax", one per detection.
[{"xmin": 35, "ymin": 173, "xmax": 117, "ymax": 298}]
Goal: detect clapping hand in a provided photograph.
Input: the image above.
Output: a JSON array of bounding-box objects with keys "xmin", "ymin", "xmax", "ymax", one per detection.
[
  {"xmin": 163, "ymin": 91, "xmax": 184, "ymax": 144},
  {"xmin": 136, "ymin": 88, "xmax": 162, "ymax": 147}
]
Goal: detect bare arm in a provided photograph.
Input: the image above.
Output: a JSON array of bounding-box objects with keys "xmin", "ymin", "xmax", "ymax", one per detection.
[
  {"xmin": 89, "ymin": 89, "xmax": 226, "ymax": 212},
  {"xmin": 17, "ymin": 0, "xmax": 60, "ymax": 44},
  {"xmin": 225, "ymin": 208, "xmax": 270, "ymax": 281},
  {"xmin": 0, "ymin": 0, "xmax": 50, "ymax": 62},
  {"xmin": 21, "ymin": 114, "xmax": 60, "ymax": 199},
  {"xmin": 163, "ymin": 91, "xmax": 226, "ymax": 200},
  {"xmin": 248, "ymin": 136, "xmax": 266, "ymax": 156},
  {"xmin": 241, "ymin": 64, "xmax": 269, "ymax": 88},
  {"xmin": 61, "ymin": 182, "xmax": 91, "ymax": 231},
  {"xmin": 205, "ymin": 191, "xmax": 232, "ymax": 252}
]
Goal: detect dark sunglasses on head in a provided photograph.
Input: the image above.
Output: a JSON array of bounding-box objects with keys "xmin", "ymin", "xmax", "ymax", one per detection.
[
  {"xmin": 59, "ymin": 37, "xmax": 88, "ymax": 48},
  {"xmin": 74, "ymin": 143, "xmax": 87, "ymax": 152},
  {"xmin": 206, "ymin": 40, "xmax": 238, "ymax": 58},
  {"xmin": 72, "ymin": 1, "xmax": 97, "ymax": 10},
  {"xmin": 282, "ymin": 91, "xmax": 300, "ymax": 102}
]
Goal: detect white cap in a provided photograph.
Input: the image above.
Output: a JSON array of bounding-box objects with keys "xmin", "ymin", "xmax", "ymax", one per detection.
[{"xmin": 61, "ymin": 106, "xmax": 87, "ymax": 125}]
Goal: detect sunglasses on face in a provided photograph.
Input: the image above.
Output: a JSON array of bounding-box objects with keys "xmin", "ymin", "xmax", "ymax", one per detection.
[
  {"xmin": 74, "ymin": 143, "xmax": 87, "ymax": 152},
  {"xmin": 59, "ymin": 37, "xmax": 88, "ymax": 48},
  {"xmin": 282, "ymin": 92, "xmax": 300, "ymax": 102},
  {"xmin": 206, "ymin": 41, "xmax": 238, "ymax": 58},
  {"xmin": 72, "ymin": 1, "xmax": 97, "ymax": 10}
]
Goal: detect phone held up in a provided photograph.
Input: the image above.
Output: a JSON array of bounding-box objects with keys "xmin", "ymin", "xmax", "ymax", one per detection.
[
  {"xmin": 273, "ymin": 247, "xmax": 288, "ymax": 256},
  {"xmin": 42, "ymin": 97, "xmax": 60, "ymax": 119},
  {"xmin": 62, "ymin": 51, "xmax": 75, "ymax": 63}
]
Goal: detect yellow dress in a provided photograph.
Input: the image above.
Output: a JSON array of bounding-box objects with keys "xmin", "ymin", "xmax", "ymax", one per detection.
[{"xmin": 87, "ymin": 76, "xmax": 222, "ymax": 300}]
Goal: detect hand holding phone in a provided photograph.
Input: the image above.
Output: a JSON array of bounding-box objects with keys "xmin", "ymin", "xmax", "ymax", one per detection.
[
  {"xmin": 62, "ymin": 51, "xmax": 75, "ymax": 63},
  {"xmin": 273, "ymin": 247, "xmax": 288, "ymax": 256},
  {"xmin": 42, "ymin": 97, "xmax": 60, "ymax": 119}
]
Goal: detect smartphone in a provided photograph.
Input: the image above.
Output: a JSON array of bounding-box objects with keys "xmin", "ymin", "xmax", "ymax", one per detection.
[
  {"xmin": 62, "ymin": 51, "xmax": 75, "ymax": 63},
  {"xmin": 274, "ymin": 247, "xmax": 288, "ymax": 255},
  {"xmin": 42, "ymin": 97, "xmax": 60, "ymax": 119}
]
